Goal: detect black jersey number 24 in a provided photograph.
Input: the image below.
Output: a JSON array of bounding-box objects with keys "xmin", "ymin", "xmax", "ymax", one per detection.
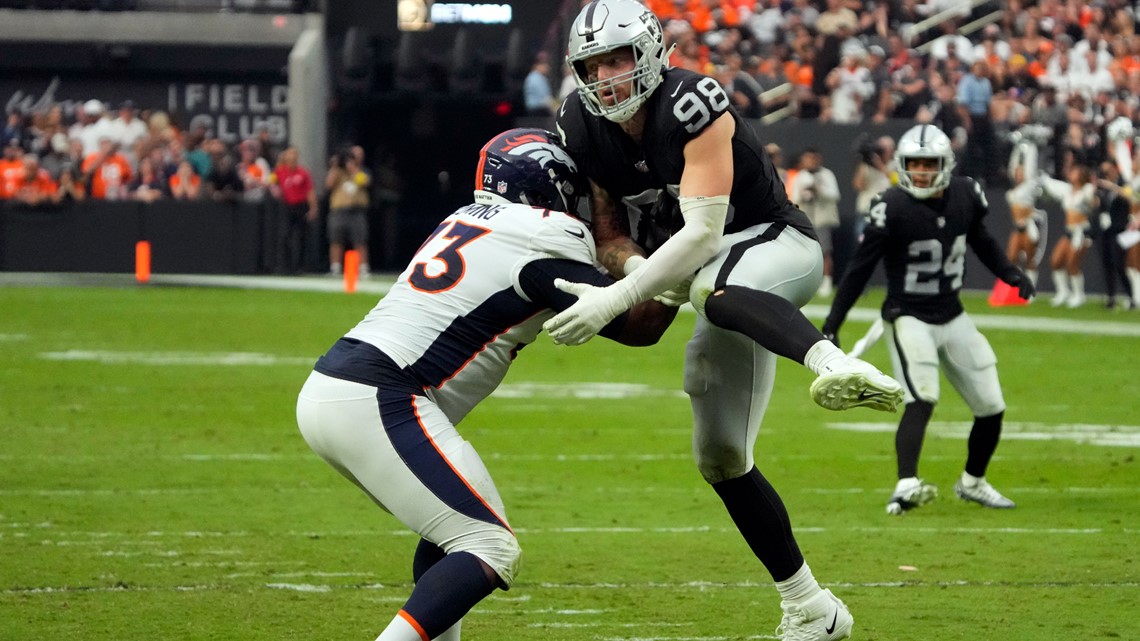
[{"xmin": 673, "ymin": 77, "xmax": 731, "ymax": 134}]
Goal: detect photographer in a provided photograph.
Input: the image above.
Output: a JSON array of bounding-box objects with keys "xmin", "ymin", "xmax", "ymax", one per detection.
[
  {"xmin": 791, "ymin": 148, "xmax": 841, "ymax": 297},
  {"xmin": 324, "ymin": 148, "xmax": 371, "ymax": 277}
]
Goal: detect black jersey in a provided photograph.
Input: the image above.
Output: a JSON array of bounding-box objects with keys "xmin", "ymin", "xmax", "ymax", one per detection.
[
  {"xmin": 557, "ymin": 67, "xmax": 815, "ymax": 253},
  {"xmin": 825, "ymin": 176, "xmax": 1019, "ymax": 327}
]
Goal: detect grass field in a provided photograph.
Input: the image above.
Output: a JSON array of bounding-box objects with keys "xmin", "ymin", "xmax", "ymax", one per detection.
[{"xmin": 1, "ymin": 279, "xmax": 1138, "ymax": 641}]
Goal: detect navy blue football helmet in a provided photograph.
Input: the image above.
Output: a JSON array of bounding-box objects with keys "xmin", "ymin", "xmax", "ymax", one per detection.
[{"xmin": 473, "ymin": 128, "xmax": 588, "ymax": 217}]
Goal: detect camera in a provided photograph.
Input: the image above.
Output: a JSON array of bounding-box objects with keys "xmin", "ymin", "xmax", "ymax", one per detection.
[{"xmin": 853, "ymin": 134, "xmax": 883, "ymax": 166}]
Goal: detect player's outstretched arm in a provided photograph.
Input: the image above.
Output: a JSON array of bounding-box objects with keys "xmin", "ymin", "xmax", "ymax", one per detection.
[
  {"xmin": 518, "ymin": 259, "xmax": 677, "ymax": 347},
  {"xmin": 543, "ymin": 115, "xmax": 734, "ymax": 345}
]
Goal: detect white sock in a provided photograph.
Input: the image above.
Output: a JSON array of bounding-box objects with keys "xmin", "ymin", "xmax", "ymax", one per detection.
[
  {"xmin": 331, "ymin": 262, "xmax": 343, "ymax": 275},
  {"xmin": 1051, "ymin": 271, "xmax": 1069, "ymax": 302},
  {"xmin": 375, "ymin": 611, "xmax": 426, "ymax": 641},
  {"xmin": 959, "ymin": 472, "xmax": 983, "ymax": 488},
  {"xmin": 776, "ymin": 563, "xmax": 821, "ymax": 605},
  {"xmin": 895, "ymin": 476, "xmax": 921, "ymax": 493},
  {"xmin": 1069, "ymin": 273, "xmax": 1085, "ymax": 303},
  {"xmin": 1026, "ymin": 268, "xmax": 1038, "ymax": 286},
  {"xmin": 1128, "ymin": 268, "xmax": 1140, "ymax": 303},
  {"xmin": 804, "ymin": 339, "xmax": 846, "ymax": 376}
]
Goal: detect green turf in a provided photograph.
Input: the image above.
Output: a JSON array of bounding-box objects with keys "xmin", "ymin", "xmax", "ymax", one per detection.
[{"xmin": 1, "ymin": 283, "xmax": 1137, "ymax": 641}]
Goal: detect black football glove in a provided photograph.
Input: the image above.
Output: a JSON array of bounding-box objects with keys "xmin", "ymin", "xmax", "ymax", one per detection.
[{"xmin": 1007, "ymin": 269, "xmax": 1036, "ymax": 300}]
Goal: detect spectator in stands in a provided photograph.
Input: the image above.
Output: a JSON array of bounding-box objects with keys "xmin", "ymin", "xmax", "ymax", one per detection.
[
  {"xmin": 745, "ymin": 0, "xmax": 786, "ymax": 49},
  {"xmin": 81, "ymin": 137, "xmax": 132, "ymax": 201},
  {"xmin": 790, "ymin": 148, "xmax": 841, "ymax": 298},
  {"xmin": 917, "ymin": 75, "xmax": 967, "ymax": 162},
  {"xmin": 957, "ymin": 59, "xmax": 997, "ymax": 184},
  {"xmin": 271, "ymin": 145, "xmax": 318, "ymax": 275},
  {"xmin": 168, "ymin": 160, "xmax": 202, "ymax": 201},
  {"xmin": 53, "ymin": 164, "xmax": 86, "ymax": 205},
  {"xmin": 0, "ymin": 139, "xmax": 24, "ymax": 200},
  {"xmin": 325, "ymin": 149, "xmax": 371, "ymax": 277},
  {"xmin": 826, "ymin": 51, "xmax": 874, "ymax": 123},
  {"xmin": 255, "ymin": 124, "xmax": 278, "ymax": 167},
  {"xmin": 77, "ymin": 100, "xmax": 114, "ymax": 157},
  {"xmin": 238, "ymin": 139, "xmax": 272, "ymax": 202},
  {"xmin": 39, "ymin": 132, "xmax": 71, "ymax": 181},
  {"xmin": 127, "ymin": 156, "xmax": 167, "ymax": 203},
  {"xmin": 815, "ymin": 0, "xmax": 858, "ymax": 37},
  {"xmin": 2, "ymin": 110, "xmax": 26, "ymax": 150},
  {"xmin": 524, "ymin": 53, "xmax": 557, "ymax": 117},
  {"xmin": 206, "ymin": 154, "xmax": 244, "ymax": 202},
  {"xmin": 719, "ymin": 53, "xmax": 763, "ymax": 118},
  {"xmin": 187, "ymin": 136, "xmax": 224, "ymax": 179},
  {"xmin": 110, "ymin": 101, "xmax": 147, "ymax": 165},
  {"xmin": 11, "ymin": 154, "xmax": 56, "ymax": 206}
]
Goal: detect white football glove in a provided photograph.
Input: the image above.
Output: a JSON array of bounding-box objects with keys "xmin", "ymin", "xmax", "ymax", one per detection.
[
  {"xmin": 543, "ymin": 279, "xmax": 630, "ymax": 345},
  {"xmin": 652, "ymin": 273, "xmax": 695, "ymax": 307}
]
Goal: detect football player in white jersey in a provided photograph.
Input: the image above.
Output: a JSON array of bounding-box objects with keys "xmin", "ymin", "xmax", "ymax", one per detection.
[
  {"xmin": 822, "ymin": 124, "xmax": 1036, "ymax": 516},
  {"xmin": 543, "ymin": 1, "xmax": 906, "ymax": 639},
  {"xmin": 296, "ymin": 129, "xmax": 676, "ymax": 641}
]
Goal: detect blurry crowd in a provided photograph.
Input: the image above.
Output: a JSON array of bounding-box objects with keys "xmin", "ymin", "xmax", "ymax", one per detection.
[
  {"xmin": 637, "ymin": 0, "xmax": 1140, "ymax": 184},
  {"xmin": 0, "ymin": 97, "xmax": 402, "ymax": 276},
  {"xmin": 0, "ymin": 99, "xmax": 305, "ymax": 208}
]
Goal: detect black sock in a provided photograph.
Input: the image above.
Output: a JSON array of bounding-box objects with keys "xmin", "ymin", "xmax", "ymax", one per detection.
[
  {"xmin": 704, "ymin": 285, "xmax": 823, "ymax": 363},
  {"xmin": 711, "ymin": 465, "xmax": 804, "ymax": 581},
  {"xmin": 896, "ymin": 400, "xmax": 934, "ymax": 479},
  {"xmin": 402, "ymin": 551, "xmax": 497, "ymax": 639},
  {"xmin": 965, "ymin": 411, "xmax": 1003, "ymax": 477},
  {"xmin": 412, "ymin": 538, "xmax": 447, "ymax": 582}
]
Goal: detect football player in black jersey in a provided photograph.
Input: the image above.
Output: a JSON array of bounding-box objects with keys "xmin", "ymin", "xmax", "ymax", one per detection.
[
  {"xmin": 543, "ymin": 1, "xmax": 908, "ymax": 638},
  {"xmin": 822, "ymin": 124, "xmax": 1036, "ymax": 517}
]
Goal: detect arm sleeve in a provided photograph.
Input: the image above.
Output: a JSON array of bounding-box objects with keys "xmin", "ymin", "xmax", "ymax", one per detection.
[
  {"xmin": 822, "ymin": 224, "xmax": 887, "ymax": 334},
  {"xmin": 517, "ymin": 258, "xmax": 629, "ymax": 340},
  {"xmin": 605, "ymin": 195, "xmax": 728, "ymax": 308}
]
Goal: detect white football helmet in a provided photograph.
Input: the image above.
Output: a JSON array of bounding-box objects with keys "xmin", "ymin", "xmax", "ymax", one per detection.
[
  {"xmin": 896, "ymin": 124, "xmax": 956, "ymax": 199},
  {"xmin": 566, "ymin": 0, "xmax": 670, "ymax": 123}
]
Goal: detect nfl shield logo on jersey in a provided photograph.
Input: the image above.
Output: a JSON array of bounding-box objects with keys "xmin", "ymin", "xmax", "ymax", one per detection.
[
  {"xmin": 497, "ymin": 181, "xmax": 509, "ymax": 195},
  {"xmin": 936, "ymin": 217, "xmax": 946, "ymax": 228}
]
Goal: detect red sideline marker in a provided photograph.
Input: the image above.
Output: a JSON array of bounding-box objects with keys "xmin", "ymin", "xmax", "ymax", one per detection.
[
  {"xmin": 135, "ymin": 241, "xmax": 151, "ymax": 284},
  {"xmin": 344, "ymin": 250, "xmax": 359, "ymax": 294}
]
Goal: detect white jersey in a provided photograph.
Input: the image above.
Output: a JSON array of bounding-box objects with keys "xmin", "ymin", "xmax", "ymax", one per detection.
[{"xmin": 332, "ymin": 202, "xmax": 596, "ymax": 423}]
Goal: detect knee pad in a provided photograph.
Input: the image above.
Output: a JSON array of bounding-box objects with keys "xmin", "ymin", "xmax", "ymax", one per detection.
[{"xmin": 452, "ymin": 528, "xmax": 522, "ymax": 589}]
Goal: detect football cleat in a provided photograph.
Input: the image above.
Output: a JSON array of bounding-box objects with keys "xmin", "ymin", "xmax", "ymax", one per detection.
[
  {"xmin": 810, "ymin": 356, "xmax": 904, "ymax": 412},
  {"xmin": 886, "ymin": 478, "xmax": 938, "ymax": 515},
  {"xmin": 776, "ymin": 589, "xmax": 854, "ymax": 641},
  {"xmin": 955, "ymin": 477, "xmax": 1015, "ymax": 509}
]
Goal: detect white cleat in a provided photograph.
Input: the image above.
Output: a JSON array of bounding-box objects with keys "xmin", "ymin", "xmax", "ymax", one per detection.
[
  {"xmin": 810, "ymin": 356, "xmax": 904, "ymax": 412},
  {"xmin": 955, "ymin": 478, "xmax": 1016, "ymax": 509},
  {"xmin": 776, "ymin": 589, "xmax": 854, "ymax": 641},
  {"xmin": 886, "ymin": 479, "xmax": 939, "ymax": 515}
]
